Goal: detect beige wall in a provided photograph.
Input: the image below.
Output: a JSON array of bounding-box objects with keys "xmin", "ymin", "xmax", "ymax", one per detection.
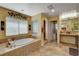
[
  {"xmin": 32, "ymin": 13, "xmax": 49, "ymax": 45},
  {"xmin": 0, "ymin": 7, "xmax": 31, "ymax": 41},
  {"xmin": 48, "ymin": 16, "xmax": 59, "ymax": 22},
  {"xmin": 32, "ymin": 13, "xmax": 42, "ymax": 39},
  {"xmin": 0, "ymin": 7, "xmax": 8, "ymax": 40}
]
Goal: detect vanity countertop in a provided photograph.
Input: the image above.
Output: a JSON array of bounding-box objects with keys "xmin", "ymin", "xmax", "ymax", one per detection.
[{"xmin": 60, "ymin": 33, "xmax": 79, "ymax": 36}]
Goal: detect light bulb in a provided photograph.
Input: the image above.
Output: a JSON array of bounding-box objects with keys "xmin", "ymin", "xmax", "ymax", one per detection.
[{"xmin": 51, "ymin": 9, "xmax": 55, "ymax": 12}]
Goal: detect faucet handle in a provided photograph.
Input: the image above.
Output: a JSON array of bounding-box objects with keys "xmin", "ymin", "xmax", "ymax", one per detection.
[{"xmin": 6, "ymin": 42, "xmax": 12, "ymax": 48}]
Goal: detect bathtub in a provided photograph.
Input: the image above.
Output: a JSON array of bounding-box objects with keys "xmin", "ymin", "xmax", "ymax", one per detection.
[
  {"xmin": 0, "ymin": 38, "xmax": 41, "ymax": 56},
  {"xmin": 13, "ymin": 38, "xmax": 34, "ymax": 47}
]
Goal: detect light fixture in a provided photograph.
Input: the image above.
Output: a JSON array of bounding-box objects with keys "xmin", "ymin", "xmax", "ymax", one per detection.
[
  {"xmin": 48, "ymin": 5, "xmax": 55, "ymax": 12},
  {"xmin": 21, "ymin": 10, "xmax": 24, "ymax": 11},
  {"xmin": 51, "ymin": 9, "xmax": 55, "ymax": 12}
]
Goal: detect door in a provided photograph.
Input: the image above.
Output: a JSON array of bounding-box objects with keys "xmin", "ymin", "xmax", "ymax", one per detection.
[
  {"xmin": 50, "ymin": 21, "xmax": 57, "ymax": 42},
  {"xmin": 43, "ymin": 20, "xmax": 46, "ymax": 40},
  {"xmin": 53, "ymin": 21, "xmax": 57, "ymax": 42}
]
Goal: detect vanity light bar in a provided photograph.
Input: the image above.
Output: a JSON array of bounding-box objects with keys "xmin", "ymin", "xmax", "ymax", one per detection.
[{"xmin": 8, "ymin": 12, "xmax": 27, "ymax": 19}]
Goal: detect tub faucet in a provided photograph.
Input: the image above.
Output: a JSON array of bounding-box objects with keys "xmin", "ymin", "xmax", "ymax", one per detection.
[{"xmin": 7, "ymin": 39, "xmax": 15, "ymax": 48}]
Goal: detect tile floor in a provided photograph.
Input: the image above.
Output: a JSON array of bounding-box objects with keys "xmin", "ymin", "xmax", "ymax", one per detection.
[{"xmin": 28, "ymin": 42, "xmax": 71, "ymax": 56}]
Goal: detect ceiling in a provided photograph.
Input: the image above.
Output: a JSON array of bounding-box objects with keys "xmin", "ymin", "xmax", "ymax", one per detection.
[{"xmin": 0, "ymin": 3, "xmax": 79, "ymax": 16}]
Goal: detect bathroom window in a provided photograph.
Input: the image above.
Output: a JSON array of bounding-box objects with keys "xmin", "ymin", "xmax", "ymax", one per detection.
[
  {"xmin": 19, "ymin": 19, "xmax": 28, "ymax": 34},
  {"xmin": 6, "ymin": 16, "xmax": 19, "ymax": 36},
  {"xmin": 32, "ymin": 20, "xmax": 38, "ymax": 36},
  {"xmin": 6, "ymin": 16, "xmax": 28, "ymax": 36}
]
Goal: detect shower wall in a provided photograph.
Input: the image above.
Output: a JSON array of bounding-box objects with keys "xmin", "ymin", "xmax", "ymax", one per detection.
[{"xmin": 48, "ymin": 22, "xmax": 57, "ymax": 41}]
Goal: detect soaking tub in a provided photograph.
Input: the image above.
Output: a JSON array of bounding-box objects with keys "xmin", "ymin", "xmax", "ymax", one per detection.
[
  {"xmin": 13, "ymin": 38, "xmax": 34, "ymax": 47},
  {"xmin": 0, "ymin": 38, "xmax": 41, "ymax": 56}
]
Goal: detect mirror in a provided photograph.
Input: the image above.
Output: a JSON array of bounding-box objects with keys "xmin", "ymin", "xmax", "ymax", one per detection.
[{"xmin": 61, "ymin": 18, "xmax": 79, "ymax": 32}]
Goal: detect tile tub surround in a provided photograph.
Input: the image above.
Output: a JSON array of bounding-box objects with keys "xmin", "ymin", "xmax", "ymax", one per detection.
[
  {"xmin": 0, "ymin": 34, "xmax": 32, "ymax": 44},
  {"xmin": 0, "ymin": 39, "xmax": 41, "ymax": 56}
]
